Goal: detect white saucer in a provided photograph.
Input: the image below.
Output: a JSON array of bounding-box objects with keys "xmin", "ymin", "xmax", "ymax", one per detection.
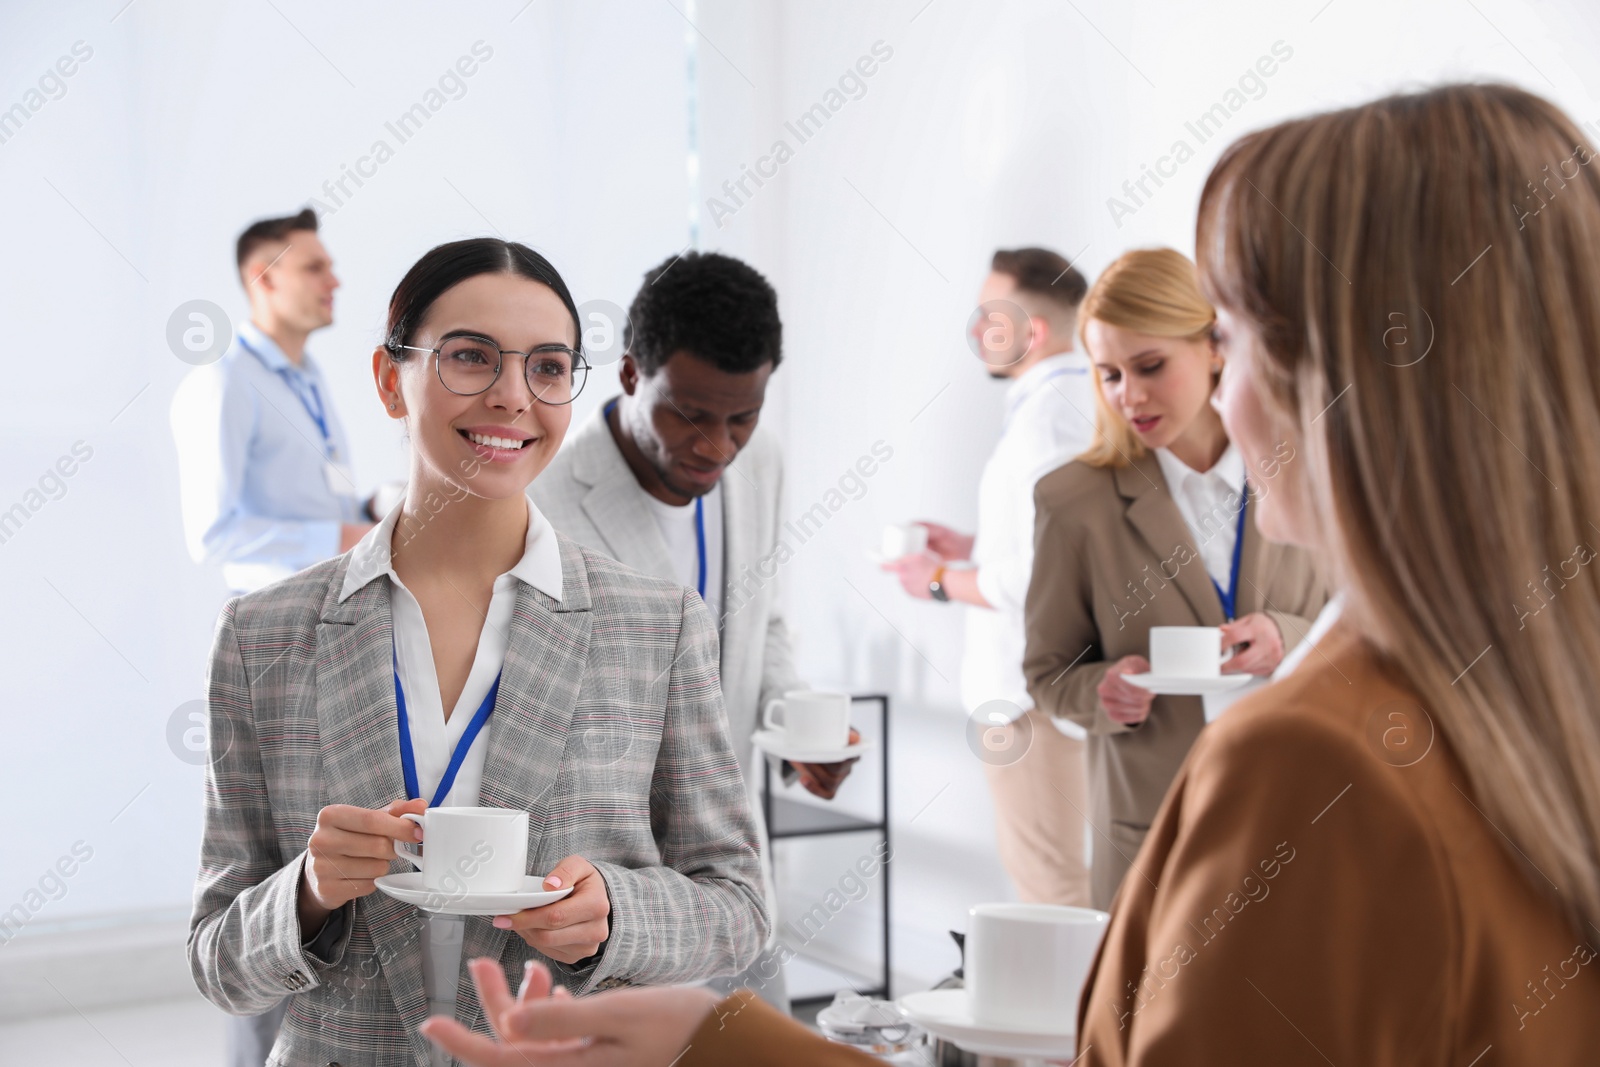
[
  {"xmin": 375, "ymin": 874, "xmax": 573, "ymax": 916},
  {"xmin": 895, "ymin": 988, "xmax": 1076, "ymax": 1058},
  {"xmin": 751, "ymin": 728, "xmax": 875, "ymax": 764},
  {"xmin": 1122, "ymin": 672, "xmax": 1255, "ymax": 696}
]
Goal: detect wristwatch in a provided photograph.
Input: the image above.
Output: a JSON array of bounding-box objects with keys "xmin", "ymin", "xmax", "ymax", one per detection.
[{"xmin": 929, "ymin": 565, "xmax": 951, "ymax": 603}]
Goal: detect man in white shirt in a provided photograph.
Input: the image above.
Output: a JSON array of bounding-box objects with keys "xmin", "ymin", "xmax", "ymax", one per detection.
[
  {"xmin": 533, "ymin": 251, "xmax": 859, "ymax": 1012},
  {"xmin": 884, "ymin": 248, "xmax": 1096, "ymax": 906},
  {"xmin": 171, "ymin": 208, "xmax": 376, "ymax": 597},
  {"xmin": 169, "ymin": 209, "xmax": 375, "ymax": 1065}
]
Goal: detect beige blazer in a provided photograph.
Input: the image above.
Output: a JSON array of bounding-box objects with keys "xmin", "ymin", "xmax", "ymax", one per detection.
[
  {"xmin": 1023, "ymin": 452, "xmax": 1325, "ymax": 906},
  {"xmin": 675, "ymin": 619, "xmax": 1600, "ymax": 1066}
]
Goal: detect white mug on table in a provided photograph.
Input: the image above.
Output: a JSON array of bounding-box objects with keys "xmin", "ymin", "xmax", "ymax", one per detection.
[{"xmin": 965, "ymin": 902, "xmax": 1110, "ymax": 1031}]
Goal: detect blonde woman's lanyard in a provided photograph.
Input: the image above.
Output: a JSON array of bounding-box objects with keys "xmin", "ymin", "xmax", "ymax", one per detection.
[{"xmin": 1212, "ymin": 496, "xmax": 1248, "ymax": 621}]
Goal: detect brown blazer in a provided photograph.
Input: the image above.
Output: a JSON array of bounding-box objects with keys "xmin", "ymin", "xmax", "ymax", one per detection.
[
  {"xmin": 675, "ymin": 618, "xmax": 1600, "ymax": 1066},
  {"xmin": 1077, "ymin": 617, "xmax": 1600, "ymax": 1063},
  {"xmin": 1024, "ymin": 453, "xmax": 1325, "ymax": 905}
]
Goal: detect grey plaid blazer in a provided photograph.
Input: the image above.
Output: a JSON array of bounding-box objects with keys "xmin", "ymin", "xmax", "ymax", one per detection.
[{"xmin": 187, "ymin": 533, "xmax": 770, "ymax": 1067}]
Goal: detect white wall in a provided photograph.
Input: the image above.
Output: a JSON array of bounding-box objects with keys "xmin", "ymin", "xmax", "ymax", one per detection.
[
  {"xmin": 3, "ymin": 0, "xmax": 1600, "ymax": 997},
  {"xmin": 0, "ymin": 0, "xmax": 693, "ymax": 933},
  {"xmin": 691, "ymin": 0, "xmax": 1600, "ymax": 977}
]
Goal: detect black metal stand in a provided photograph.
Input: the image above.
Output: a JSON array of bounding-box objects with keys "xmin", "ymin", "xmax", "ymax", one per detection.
[{"xmin": 761, "ymin": 693, "xmax": 891, "ymax": 1010}]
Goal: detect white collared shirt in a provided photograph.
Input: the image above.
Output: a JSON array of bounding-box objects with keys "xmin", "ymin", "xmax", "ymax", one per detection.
[
  {"xmin": 1153, "ymin": 444, "xmax": 1253, "ymax": 722},
  {"xmin": 340, "ymin": 495, "xmax": 563, "ymax": 1040},
  {"xmin": 170, "ymin": 320, "xmax": 362, "ymax": 593},
  {"xmin": 1154, "ymin": 443, "xmax": 1248, "ymax": 596},
  {"xmin": 962, "ymin": 353, "xmax": 1097, "ymax": 733}
]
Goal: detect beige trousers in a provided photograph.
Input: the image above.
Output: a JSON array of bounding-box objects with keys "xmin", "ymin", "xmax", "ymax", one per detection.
[{"xmin": 981, "ymin": 708, "xmax": 1092, "ymax": 907}]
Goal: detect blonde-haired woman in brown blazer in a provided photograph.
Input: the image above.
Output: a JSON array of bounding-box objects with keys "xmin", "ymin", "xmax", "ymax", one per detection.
[
  {"xmin": 1023, "ymin": 247, "xmax": 1325, "ymax": 908},
  {"xmin": 421, "ymin": 83, "xmax": 1600, "ymax": 1067}
]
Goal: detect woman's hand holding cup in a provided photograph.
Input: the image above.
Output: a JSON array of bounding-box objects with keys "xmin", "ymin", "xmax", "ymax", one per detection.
[
  {"xmin": 1099, "ymin": 655, "xmax": 1156, "ymax": 726},
  {"xmin": 1219, "ymin": 612, "xmax": 1286, "ymax": 676},
  {"xmin": 298, "ymin": 797, "xmax": 427, "ymax": 932},
  {"xmin": 493, "ymin": 854, "xmax": 611, "ymax": 964}
]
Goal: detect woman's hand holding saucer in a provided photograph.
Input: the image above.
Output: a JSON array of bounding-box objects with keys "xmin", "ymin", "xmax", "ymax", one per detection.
[
  {"xmin": 493, "ymin": 854, "xmax": 611, "ymax": 963},
  {"xmin": 1100, "ymin": 655, "xmax": 1156, "ymax": 725},
  {"xmin": 298, "ymin": 797, "xmax": 427, "ymax": 930}
]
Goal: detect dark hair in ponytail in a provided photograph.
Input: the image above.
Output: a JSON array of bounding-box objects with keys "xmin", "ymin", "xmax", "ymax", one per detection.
[{"xmin": 383, "ymin": 238, "xmax": 581, "ymax": 356}]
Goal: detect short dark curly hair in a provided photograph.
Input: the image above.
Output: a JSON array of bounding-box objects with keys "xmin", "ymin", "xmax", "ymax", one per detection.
[{"xmin": 624, "ymin": 251, "xmax": 782, "ymax": 376}]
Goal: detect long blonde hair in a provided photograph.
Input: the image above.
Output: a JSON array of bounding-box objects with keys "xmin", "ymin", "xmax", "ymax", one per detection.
[
  {"xmin": 1077, "ymin": 248, "xmax": 1217, "ymax": 468},
  {"xmin": 1197, "ymin": 83, "xmax": 1600, "ymax": 938}
]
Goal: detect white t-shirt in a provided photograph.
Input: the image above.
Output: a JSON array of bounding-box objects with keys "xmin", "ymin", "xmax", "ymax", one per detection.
[{"xmin": 644, "ymin": 482, "xmax": 725, "ymax": 624}]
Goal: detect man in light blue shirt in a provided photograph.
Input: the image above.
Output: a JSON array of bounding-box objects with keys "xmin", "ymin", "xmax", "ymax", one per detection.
[
  {"xmin": 169, "ymin": 208, "xmax": 375, "ymax": 1065},
  {"xmin": 171, "ymin": 208, "xmax": 375, "ymax": 596}
]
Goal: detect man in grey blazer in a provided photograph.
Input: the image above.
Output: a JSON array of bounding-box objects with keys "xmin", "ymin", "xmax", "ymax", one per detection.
[{"xmin": 532, "ymin": 251, "xmax": 858, "ymax": 1012}]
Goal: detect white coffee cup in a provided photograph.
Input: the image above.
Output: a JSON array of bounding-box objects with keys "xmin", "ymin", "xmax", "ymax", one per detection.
[
  {"xmin": 965, "ymin": 903, "xmax": 1110, "ymax": 1030},
  {"xmin": 881, "ymin": 523, "xmax": 929, "ymax": 560},
  {"xmin": 762, "ymin": 689, "xmax": 852, "ymax": 751},
  {"xmin": 393, "ymin": 806, "xmax": 529, "ymax": 895},
  {"xmin": 1149, "ymin": 625, "xmax": 1226, "ymax": 678}
]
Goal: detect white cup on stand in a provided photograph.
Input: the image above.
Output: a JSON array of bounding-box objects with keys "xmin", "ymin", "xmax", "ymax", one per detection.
[
  {"xmin": 392, "ymin": 807, "xmax": 529, "ymax": 895},
  {"xmin": 762, "ymin": 690, "xmax": 852, "ymax": 751},
  {"xmin": 1149, "ymin": 626, "xmax": 1227, "ymax": 678},
  {"xmin": 965, "ymin": 903, "xmax": 1110, "ymax": 1031}
]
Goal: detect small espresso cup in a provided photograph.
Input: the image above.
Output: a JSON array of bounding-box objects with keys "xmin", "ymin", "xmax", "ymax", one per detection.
[
  {"xmin": 393, "ymin": 807, "xmax": 529, "ymax": 895},
  {"xmin": 1149, "ymin": 625, "xmax": 1226, "ymax": 679},
  {"xmin": 762, "ymin": 689, "xmax": 852, "ymax": 751},
  {"xmin": 965, "ymin": 903, "xmax": 1110, "ymax": 1031},
  {"xmin": 881, "ymin": 523, "xmax": 929, "ymax": 560}
]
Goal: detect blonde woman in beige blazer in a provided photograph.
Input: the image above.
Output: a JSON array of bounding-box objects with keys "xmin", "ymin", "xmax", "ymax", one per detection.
[{"xmin": 1022, "ymin": 249, "xmax": 1325, "ymax": 907}]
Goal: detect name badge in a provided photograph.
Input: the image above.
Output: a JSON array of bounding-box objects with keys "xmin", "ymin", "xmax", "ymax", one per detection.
[{"xmin": 324, "ymin": 460, "xmax": 357, "ymax": 496}]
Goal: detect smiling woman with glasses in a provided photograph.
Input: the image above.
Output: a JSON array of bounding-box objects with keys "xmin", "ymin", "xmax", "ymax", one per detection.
[
  {"xmin": 388, "ymin": 332, "xmax": 590, "ymax": 405},
  {"xmin": 187, "ymin": 237, "xmax": 770, "ymax": 1066}
]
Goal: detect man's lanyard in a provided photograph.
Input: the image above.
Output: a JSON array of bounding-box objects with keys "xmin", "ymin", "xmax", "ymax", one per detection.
[
  {"xmin": 393, "ymin": 645, "xmax": 501, "ymax": 807},
  {"xmin": 1211, "ymin": 494, "xmax": 1249, "ymax": 621},
  {"xmin": 693, "ymin": 495, "xmax": 707, "ymax": 599},
  {"xmin": 1003, "ymin": 364, "xmax": 1088, "ymax": 432},
  {"xmin": 240, "ymin": 336, "xmax": 336, "ymax": 459},
  {"xmin": 606, "ymin": 397, "xmax": 708, "ymax": 599}
]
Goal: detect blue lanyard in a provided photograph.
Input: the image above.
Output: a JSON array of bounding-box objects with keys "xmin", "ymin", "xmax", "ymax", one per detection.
[
  {"xmin": 1210, "ymin": 494, "xmax": 1249, "ymax": 620},
  {"xmin": 694, "ymin": 494, "xmax": 707, "ymax": 599},
  {"xmin": 607, "ymin": 397, "xmax": 708, "ymax": 600},
  {"xmin": 241, "ymin": 337, "xmax": 335, "ymax": 458},
  {"xmin": 393, "ymin": 645, "xmax": 501, "ymax": 807}
]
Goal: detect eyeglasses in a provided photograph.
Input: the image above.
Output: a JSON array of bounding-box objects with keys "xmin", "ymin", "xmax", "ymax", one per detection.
[{"xmin": 389, "ymin": 334, "xmax": 589, "ymax": 405}]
